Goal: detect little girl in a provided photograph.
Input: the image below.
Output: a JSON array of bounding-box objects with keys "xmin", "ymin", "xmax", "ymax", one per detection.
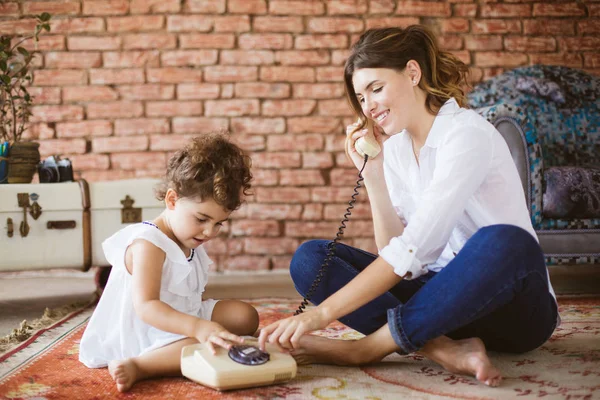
[{"xmin": 79, "ymin": 133, "xmax": 259, "ymax": 392}]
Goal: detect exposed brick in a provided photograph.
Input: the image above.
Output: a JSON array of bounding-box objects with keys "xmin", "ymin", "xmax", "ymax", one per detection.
[
  {"xmin": 474, "ymin": 52, "xmax": 528, "ymax": 67},
  {"xmin": 262, "ymin": 100, "xmax": 316, "ymax": 116},
  {"xmin": 56, "ymin": 120, "xmax": 112, "ymax": 138},
  {"xmin": 324, "ymin": 202, "xmax": 371, "ymax": 220},
  {"xmin": 33, "ymin": 70, "xmax": 87, "ymax": 86},
  {"xmin": 68, "ymin": 36, "xmax": 121, "ymax": 51},
  {"xmin": 312, "ymin": 186, "xmax": 368, "ymax": 202},
  {"xmin": 51, "ymin": 18, "xmax": 105, "ymax": 34},
  {"xmin": 180, "ymin": 34, "xmax": 235, "ymax": 49},
  {"xmin": 271, "ymin": 255, "xmax": 293, "ymax": 270},
  {"xmin": 63, "ymin": 86, "xmax": 118, "ymax": 102},
  {"xmin": 232, "ymin": 134, "xmax": 265, "ymax": 151},
  {"xmin": 524, "ymin": 19, "xmax": 576, "ymax": 35},
  {"xmin": 228, "ymin": 0, "xmax": 267, "ymax": 14},
  {"xmin": 438, "ymin": 35, "xmax": 464, "ymax": 51},
  {"xmin": 117, "ymin": 84, "xmax": 175, "ymax": 100},
  {"xmin": 223, "ymin": 256, "xmax": 270, "ymax": 271},
  {"xmin": 177, "ymin": 83, "xmax": 220, "ymax": 100},
  {"xmin": 87, "ymin": 101, "xmax": 143, "ymax": 119},
  {"xmin": 83, "ymin": 0, "xmax": 129, "ymax": 15},
  {"xmin": 0, "ymin": 2, "xmax": 19, "ymax": 17},
  {"xmin": 172, "ymin": 117, "xmax": 228, "ymax": 134},
  {"xmin": 45, "ymin": 51, "xmax": 101, "ymax": 69},
  {"xmin": 578, "ymin": 19, "xmax": 600, "ymax": 35},
  {"xmin": 329, "ymin": 168, "xmax": 372, "ymax": 188},
  {"xmin": 67, "ymin": 154, "xmax": 110, "ymax": 170},
  {"xmin": 131, "ymin": 0, "xmax": 180, "ymax": 13},
  {"xmin": 453, "ymin": 3, "xmax": 478, "ymax": 17},
  {"xmin": 533, "ymin": 2, "xmax": 585, "ymax": 17},
  {"xmin": 255, "ymin": 187, "xmax": 311, "ymax": 203},
  {"xmin": 280, "ymin": 169, "xmax": 325, "ymax": 185},
  {"xmin": 161, "ymin": 50, "xmax": 218, "ymax": 66},
  {"xmin": 90, "ymin": 69, "xmax": 145, "ymax": 85},
  {"xmin": 293, "ymin": 83, "xmax": 345, "ymax": 99},
  {"xmin": 103, "ymin": 51, "xmax": 160, "ymax": 68},
  {"xmin": 111, "ymin": 152, "xmax": 167, "ymax": 170},
  {"xmin": 147, "ymin": 68, "xmax": 204, "ymax": 83},
  {"xmin": 334, "ymin": 152, "xmax": 353, "ymax": 167},
  {"xmin": 24, "ymin": 36, "xmax": 66, "ymax": 51},
  {"xmin": 23, "ymin": 1, "xmax": 80, "ymax": 15},
  {"xmin": 331, "ymin": 49, "xmax": 350, "ymax": 65},
  {"xmin": 530, "ymin": 53, "xmax": 582, "ymax": 68},
  {"xmin": 24, "ymin": 123, "xmax": 55, "ymax": 141},
  {"xmin": 166, "ymin": 15, "xmax": 213, "ymax": 32},
  {"xmin": 147, "ymin": 101, "xmax": 203, "ymax": 117},
  {"xmin": 481, "ymin": 3, "xmax": 531, "ymax": 17},
  {"xmin": 589, "ymin": 4, "xmax": 600, "ymax": 17},
  {"xmin": 308, "ymin": 17, "xmax": 364, "ymax": 33},
  {"xmin": 250, "ymin": 152, "xmax": 302, "ymax": 168},
  {"xmin": 560, "ymin": 37, "xmax": 600, "ymax": 51},
  {"xmin": 114, "ymin": 118, "xmax": 170, "ymax": 135},
  {"xmin": 275, "ymin": 50, "xmax": 331, "ymax": 65},
  {"xmin": 295, "ymin": 34, "xmax": 348, "ymax": 49},
  {"xmin": 302, "ymin": 203, "xmax": 323, "ymax": 220},
  {"xmin": 261, "ymin": 66, "xmax": 315, "ymax": 82},
  {"xmin": 288, "ymin": 116, "xmax": 341, "ymax": 133},
  {"xmin": 303, "ymin": 152, "xmax": 334, "ymax": 168},
  {"xmin": 269, "ymin": 1, "xmax": 325, "ymax": 15},
  {"xmin": 267, "ymin": 134, "xmax": 324, "ymax": 151},
  {"xmin": 465, "ymin": 36, "xmax": 503, "ymax": 51},
  {"xmin": 316, "ymin": 66, "xmax": 345, "ymax": 82},
  {"xmin": 504, "ymin": 36, "xmax": 556, "ymax": 52},
  {"xmin": 327, "ymin": 0, "xmax": 368, "ymax": 15},
  {"xmin": 107, "ymin": 15, "xmax": 164, "ymax": 32},
  {"xmin": 238, "ymin": 33, "xmax": 294, "ymax": 50},
  {"xmin": 79, "ymin": 170, "xmax": 136, "ymax": 181},
  {"xmin": 285, "ymin": 221, "xmax": 340, "ymax": 238},
  {"xmin": 93, "ymin": 136, "xmax": 148, "ymax": 153},
  {"xmin": 230, "ymin": 118, "xmax": 286, "ymax": 134},
  {"xmin": 39, "ymin": 139, "xmax": 87, "ymax": 156},
  {"xmin": 251, "ymin": 168, "xmax": 279, "ymax": 185},
  {"xmin": 221, "ymin": 50, "xmax": 275, "ymax": 65},
  {"xmin": 185, "ymin": 0, "xmax": 226, "ymax": 13},
  {"xmin": 472, "ymin": 20, "xmax": 521, "ymax": 34},
  {"xmin": 370, "ymin": 0, "xmax": 396, "ymax": 14},
  {"xmin": 441, "ymin": 18, "xmax": 470, "ymax": 33},
  {"xmin": 246, "ymin": 204, "xmax": 302, "ymax": 220},
  {"xmin": 204, "ymin": 99, "xmax": 259, "ymax": 117},
  {"xmin": 253, "ymin": 16, "xmax": 304, "ymax": 32},
  {"xmin": 235, "ymin": 83, "xmax": 290, "ymax": 98},
  {"xmin": 231, "ymin": 220, "xmax": 280, "ymax": 236},
  {"xmin": 0, "ymin": 19, "xmax": 37, "ymax": 35},
  {"xmin": 395, "ymin": 1, "xmax": 451, "ymax": 17},
  {"xmin": 150, "ymin": 134, "xmax": 196, "ymax": 151},
  {"xmin": 27, "ymin": 87, "xmax": 61, "ymax": 105},
  {"xmin": 204, "ymin": 66, "xmax": 258, "ymax": 82},
  {"xmin": 244, "ymin": 238, "xmax": 299, "ymax": 255},
  {"xmin": 365, "ymin": 17, "xmax": 420, "ymax": 30},
  {"xmin": 317, "ymin": 99, "xmax": 353, "ymax": 116},
  {"xmin": 584, "ymin": 53, "xmax": 600, "ymax": 68},
  {"xmin": 213, "ymin": 16, "xmax": 251, "ymax": 32},
  {"xmin": 123, "ymin": 33, "xmax": 176, "ymax": 50}
]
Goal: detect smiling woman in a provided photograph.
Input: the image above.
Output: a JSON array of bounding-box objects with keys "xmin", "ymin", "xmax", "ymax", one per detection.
[{"xmin": 258, "ymin": 25, "xmax": 559, "ymax": 388}]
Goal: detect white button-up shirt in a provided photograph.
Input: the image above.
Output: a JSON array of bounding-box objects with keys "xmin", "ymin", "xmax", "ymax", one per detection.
[{"xmin": 378, "ymin": 98, "xmax": 556, "ymax": 300}]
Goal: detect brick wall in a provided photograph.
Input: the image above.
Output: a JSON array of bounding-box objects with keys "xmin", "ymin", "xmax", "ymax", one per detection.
[{"xmin": 2, "ymin": 0, "xmax": 599, "ymax": 272}]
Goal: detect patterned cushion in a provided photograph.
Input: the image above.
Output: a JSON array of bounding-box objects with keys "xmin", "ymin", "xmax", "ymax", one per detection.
[{"xmin": 543, "ymin": 166, "xmax": 600, "ymax": 219}]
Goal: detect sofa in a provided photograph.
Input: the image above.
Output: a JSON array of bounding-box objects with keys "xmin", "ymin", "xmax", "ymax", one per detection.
[{"xmin": 469, "ymin": 65, "xmax": 600, "ymax": 265}]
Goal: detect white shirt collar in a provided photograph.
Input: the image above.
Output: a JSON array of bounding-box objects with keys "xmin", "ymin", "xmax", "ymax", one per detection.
[{"xmin": 423, "ymin": 97, "xmax": 461, "ymax": 149}]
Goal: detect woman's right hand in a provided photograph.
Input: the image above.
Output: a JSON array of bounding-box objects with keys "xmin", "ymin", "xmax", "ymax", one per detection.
[
  {"xmin": 193, "ymin": 320, "xmax": 244, "ymax": 354},
  {"xmin": 345, "ymin": 119, "xmax": 387, "ymax": 173}
]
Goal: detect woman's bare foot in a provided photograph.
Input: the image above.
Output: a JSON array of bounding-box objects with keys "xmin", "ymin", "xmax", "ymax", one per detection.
[
  {"xmin": 419, "ymin": 336, "xmax": 502, "ymax": 387},
  {"xmin": 289, "ymin": 335, "xmax": 379, "ymax": 366},
  {"xmin": 108, "ymin": 359, "xmax": 140, "ymax": 392}
]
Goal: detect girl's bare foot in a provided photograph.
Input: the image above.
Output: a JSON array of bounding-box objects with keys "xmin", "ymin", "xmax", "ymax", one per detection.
[
  {"xmin": 108, "ymin": 359, "xmax": 140, "ymax": 392},
  {"xmin": 419, "ymin": 336, "xmax": 502, "ymax": 387}
]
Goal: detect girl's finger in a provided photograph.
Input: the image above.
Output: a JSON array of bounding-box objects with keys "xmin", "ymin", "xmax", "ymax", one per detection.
[
  {"xmin": 206, "ymin": 340, "xmax": 216, "ymax": 355},
  {"xmin": 210, "ymin": 336, "xmax": 233, "ymax": 350},
  {"xmin": 218, "ymin": 331, "xmax": 244, "ymax": 344}
]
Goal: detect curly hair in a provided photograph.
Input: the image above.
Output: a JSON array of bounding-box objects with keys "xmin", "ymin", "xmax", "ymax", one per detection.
[
  {"xmin": 155, "ymin": 132, "xmax": 253, "ymax": 211},
  {"xmin": 344, "ymin": 25, "xmax": 470, "ymax": 119}
]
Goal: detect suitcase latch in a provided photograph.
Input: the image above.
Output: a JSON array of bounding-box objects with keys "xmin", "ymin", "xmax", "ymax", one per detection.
[
  {"xmin": 6, "ymin": 218, "xmax": 13, "ymax": 238},
  {"xmin": 47, "ymin": 220, "xmax": 76, "ymax": 229},
  {"xmin": 17, "ymin": 193, "xmax": 30, "ymax": 237},
  {"xmin": 121, "ymin": 195, "xmax": 142, "ymax": 224}
]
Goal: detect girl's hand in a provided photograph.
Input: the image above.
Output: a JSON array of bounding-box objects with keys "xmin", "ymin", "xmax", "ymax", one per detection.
[
  {"xmin": 345, "ymin": 119, "xmax": 388, "ymax": 171},
  {"xmin": 258, "ymin": 308, "xmax": 329, "ymax": 352},
  {"xmin": 193, "ymin": 320, "xmax": 244, "ymax": 354}
]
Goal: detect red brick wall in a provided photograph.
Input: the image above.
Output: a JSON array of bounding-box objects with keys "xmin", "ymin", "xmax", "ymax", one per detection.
[{"xmin": 2, "ymin": 0, "xmax": 599, "ymax": 271}]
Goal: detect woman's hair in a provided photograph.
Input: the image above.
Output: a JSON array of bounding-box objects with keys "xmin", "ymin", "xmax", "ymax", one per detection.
[
  {"xmin": 155, "ymin": 132, "xmax": 253, "ymax": 211},
  {"xmin": 344, "ymin": 25, "xmax": 470, "ymax": 119}
]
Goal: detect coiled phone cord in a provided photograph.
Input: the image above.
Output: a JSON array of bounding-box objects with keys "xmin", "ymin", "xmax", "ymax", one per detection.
[{"xmin": 295, "ymin": 154, "xmax": 369, "ymax": 315}]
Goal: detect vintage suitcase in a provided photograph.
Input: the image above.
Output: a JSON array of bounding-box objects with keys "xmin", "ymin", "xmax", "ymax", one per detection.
[
  {"xmin": 89, "ymin": 179, "xmax": 163, "ymax": 267},
  {"xmin": 0, "ymin": 181, "xmax": 91, "ymax": 271}
]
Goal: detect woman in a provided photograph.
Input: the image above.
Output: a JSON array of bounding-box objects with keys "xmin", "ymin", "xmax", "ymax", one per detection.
[{"xmin": 258, "ymin": 25, "xmax": 559, "ymax": 387}]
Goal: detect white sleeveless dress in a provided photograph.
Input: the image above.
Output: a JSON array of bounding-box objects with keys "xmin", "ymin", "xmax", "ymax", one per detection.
[{"xmin": 79, "ymin": 222, "xmax": 218, "ymax": 368}]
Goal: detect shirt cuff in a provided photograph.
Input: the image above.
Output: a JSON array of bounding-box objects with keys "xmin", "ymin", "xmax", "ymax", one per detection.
[{"xmin": 379, "ymin": 237, "xmax": 427, "ymax": 280}]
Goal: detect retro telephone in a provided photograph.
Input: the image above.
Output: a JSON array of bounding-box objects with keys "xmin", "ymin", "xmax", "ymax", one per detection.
[{"xmin": 181, "ymin": 118, "xmax": 381, "ymax": 391}]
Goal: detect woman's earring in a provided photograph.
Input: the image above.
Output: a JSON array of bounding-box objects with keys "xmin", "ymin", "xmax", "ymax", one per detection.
[{"xmin": 413, "ymin": 80, "xmax": 417, "ymax": 85}]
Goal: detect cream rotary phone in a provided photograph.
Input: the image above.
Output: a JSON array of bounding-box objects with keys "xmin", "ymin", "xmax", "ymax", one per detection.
[{"xmin": 181, "ymin": 118, "xmax": 381, "ymax": 391}]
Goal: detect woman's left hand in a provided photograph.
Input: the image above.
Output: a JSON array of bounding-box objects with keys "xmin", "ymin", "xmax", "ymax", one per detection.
[{"xmin": 258, "ymin": 308, "xmax": 330, "ymax": 352}]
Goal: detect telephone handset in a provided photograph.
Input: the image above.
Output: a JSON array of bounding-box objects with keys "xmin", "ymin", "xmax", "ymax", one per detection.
[
  {"xmin": 354, "ymin": 119, "xmax": 381, "ymax": 159},
  {"xmin": 294, "ymin": 117, "xmax": 376, "ymax": 315}
]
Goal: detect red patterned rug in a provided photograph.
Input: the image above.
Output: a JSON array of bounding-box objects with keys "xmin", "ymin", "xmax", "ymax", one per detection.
[{"xmin": 1, "ymin": 297, "xmax": 598, "ymax": 399}]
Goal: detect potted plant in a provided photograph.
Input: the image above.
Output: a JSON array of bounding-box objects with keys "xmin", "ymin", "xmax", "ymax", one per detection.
[{"xmin": 0, "ymin": 12, "xmax": 51, "ymax": 183}]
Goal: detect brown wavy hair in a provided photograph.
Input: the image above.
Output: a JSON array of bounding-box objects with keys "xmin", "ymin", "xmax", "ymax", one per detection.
[
  {"xmin": 155, "ymin": 132, "xmax": 253, "ymax": 211},
  {"xmin": 344, "ymin": 25, "xmax": 470, "ymax": 122}
]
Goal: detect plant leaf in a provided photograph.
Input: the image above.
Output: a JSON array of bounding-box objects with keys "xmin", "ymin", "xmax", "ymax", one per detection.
[
  {"xmin": 40, "ymin": 12, "xmax": 52, "ymax": 22},
  {"xmin": 0, "ymin": 75, "xmax": 10, "ymax": 84},
  {"xmin": 17, "ymin": 47, "xmax": 30, "ymax": 57},
  {"xmin": 0, "ymin": 60, "xmax": 6, "ymax": 72}
]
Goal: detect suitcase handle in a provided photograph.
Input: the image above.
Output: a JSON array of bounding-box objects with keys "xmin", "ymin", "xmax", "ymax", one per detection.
[{"xmin": 47, "ymin": 220, "xmax": 76, "ymax": 229}]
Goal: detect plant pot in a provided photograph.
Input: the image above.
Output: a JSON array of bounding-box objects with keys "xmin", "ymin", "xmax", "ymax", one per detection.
[{"xmin": 7, "ymin": 141, "xmax": 40, "ymax": 183}]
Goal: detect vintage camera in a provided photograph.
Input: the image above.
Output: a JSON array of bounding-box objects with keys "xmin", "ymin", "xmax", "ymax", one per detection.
[{"xmin": 38, "ymin": 156, "xmax": 73, "ymax": 183}]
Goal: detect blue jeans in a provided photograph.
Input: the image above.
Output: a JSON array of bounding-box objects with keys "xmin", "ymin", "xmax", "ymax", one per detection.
[{"xmin": 290, "ymin": 224, "xmax": 558, "ymax": 354}]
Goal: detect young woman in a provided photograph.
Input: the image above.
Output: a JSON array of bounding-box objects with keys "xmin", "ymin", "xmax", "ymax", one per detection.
[{"xmin": 259, "ymin": 25, "xmax": 559, "ymax": 387}]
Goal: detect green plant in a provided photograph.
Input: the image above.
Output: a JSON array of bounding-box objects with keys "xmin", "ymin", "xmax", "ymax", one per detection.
[{"xmin": 0, "ymin": 12, "xmax": 51, "ymax": 144}]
